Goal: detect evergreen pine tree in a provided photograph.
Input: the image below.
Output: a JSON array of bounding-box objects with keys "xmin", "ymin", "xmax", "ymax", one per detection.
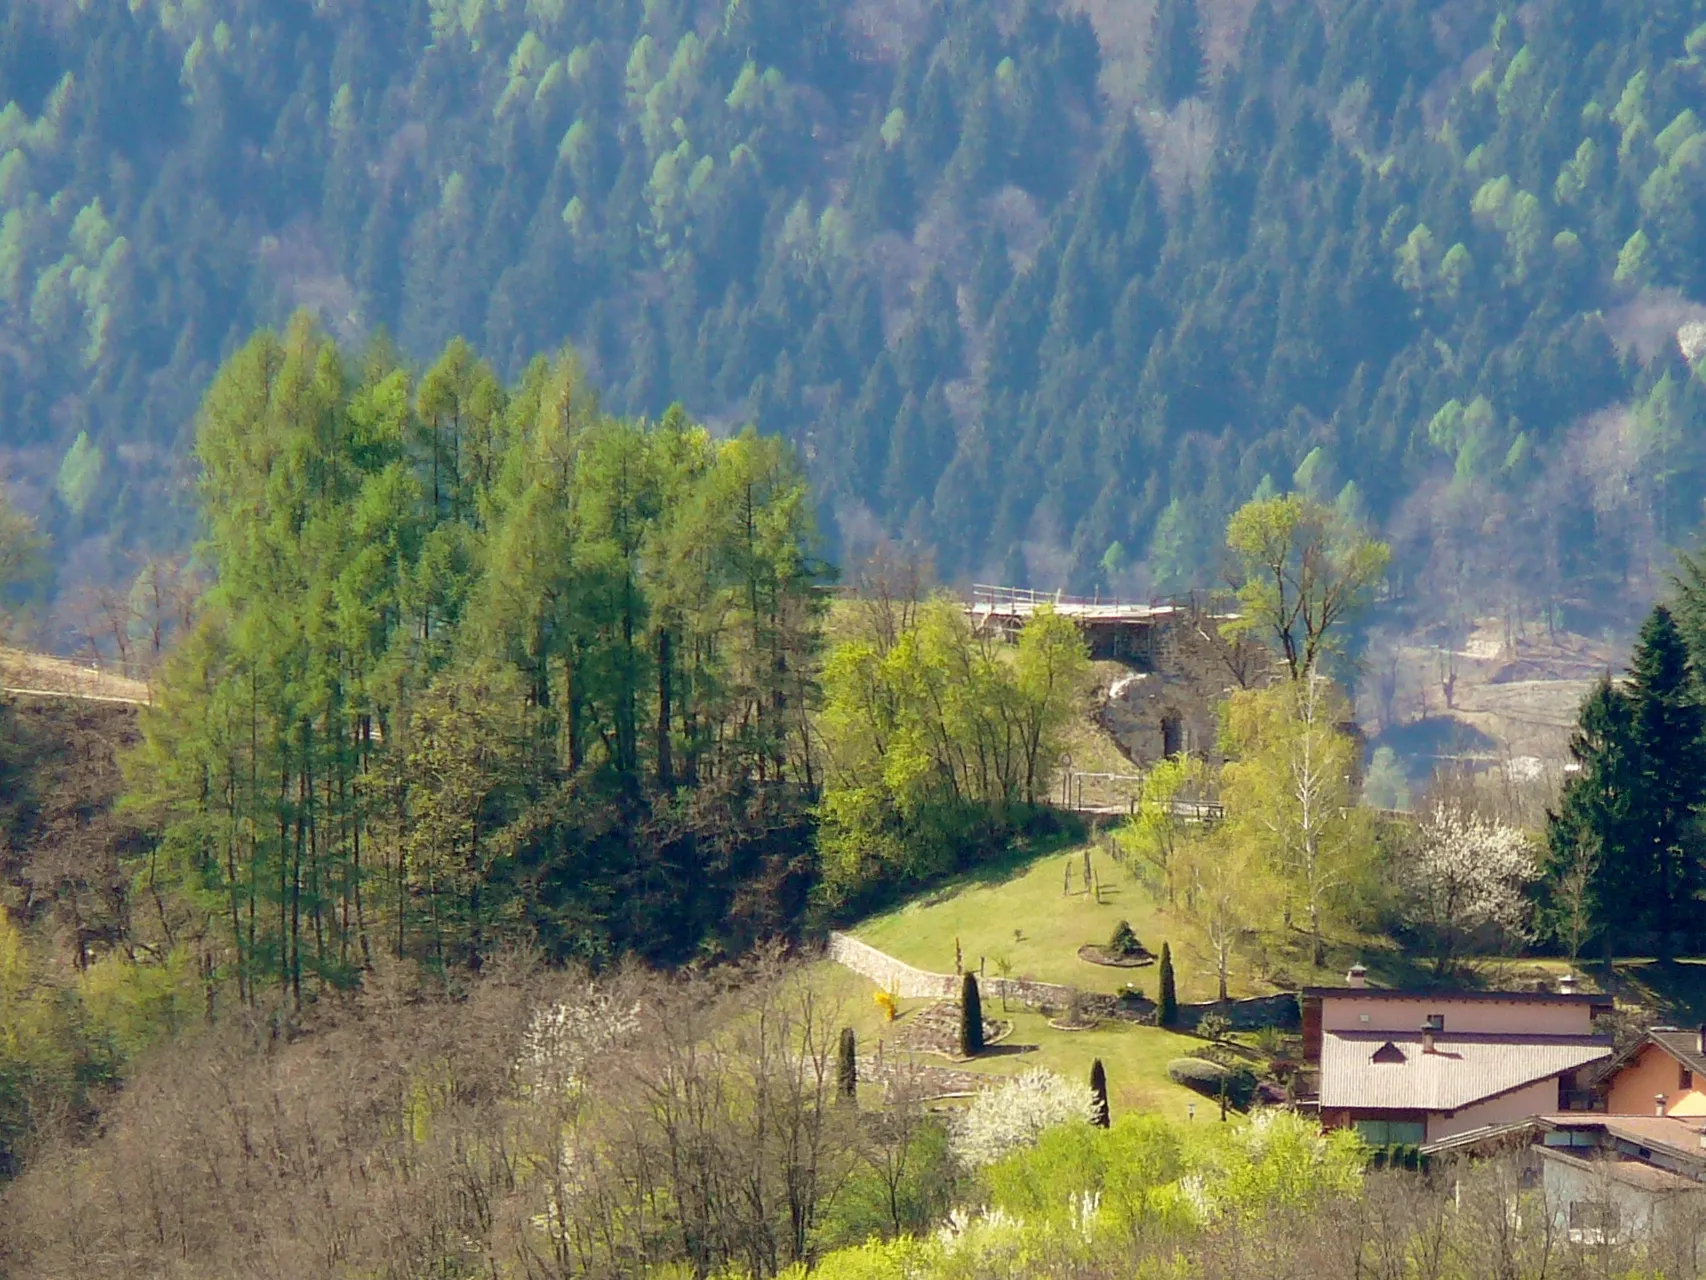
[
  {"xmin": 1157, "ymin": 941, "xmax": 1178, "ymax": 1026},
  {"xmin": 1544, "ymin": 605, "xmax": 1706, "ymax": 959},
  {"xmin": 1147, "ymin": 0, "xmax": 1204, "ymax": 109},
  {"xmin": 1626, "ymin": 605, "xmax": 1706, "ymax": 955},
  {"xmin": 1089, "ymin": 1058, "xmax": 1111, "ymax": 1127},
  {"xmin": 960, "ymin": 971, "xmax": 984, "ymax": 1056},
  {"xmin": 837, "ymin": 1026, "xmax": 857, "ymax": 1099}
]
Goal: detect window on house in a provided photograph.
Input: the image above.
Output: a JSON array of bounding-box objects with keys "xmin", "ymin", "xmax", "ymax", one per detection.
[
  {"xmin": 1425, "ymin": 1013, "xmax": 1445, "ymax": 1032},
  {"xmin": 1682, "ymin": 1064, "xmax": 1694, "ymax": 1090},
  {"xmin": 1354, "ymin": 1119, "xmax": 1426, "ymax": 1146},
  {"xmin": 1569, "ymin": 1200, "xmax": 1619, "ymax": 1239}
]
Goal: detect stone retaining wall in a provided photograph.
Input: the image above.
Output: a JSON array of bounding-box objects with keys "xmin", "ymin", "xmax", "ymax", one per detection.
[
  {"xmin": 828, "ymin": 933, "xmax": 1301, "ymax": 1030},
  {"xmin": 827, "ymin": 932, "xmax": 1078, "ymax": 1009}
]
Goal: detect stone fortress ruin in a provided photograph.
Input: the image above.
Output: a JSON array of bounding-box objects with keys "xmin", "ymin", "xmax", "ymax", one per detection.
[{"xmin": 965, "ymin": 586, "xmax": 1271, "ymax": 771}]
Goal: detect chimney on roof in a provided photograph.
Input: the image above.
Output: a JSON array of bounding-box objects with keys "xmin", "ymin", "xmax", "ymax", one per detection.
[
  {"xmin": 1558, "ymin": 972, "xmax": 1577, "ymax": 996},
  {"xmin": 1347, "ymin": 964, "xmax": 1368, "ymax": 989},
  {"xmin": 1657, "ymin": 1094, "xmax": 1668, "ymax": 1117},
  {"xmin": 1422, "ymin": 1016, "xmax": 1442, "ymax": 1055},
  {"xmin": 1697, "ymin": 1024, "xmax": 1705, "ymax": 1056}
]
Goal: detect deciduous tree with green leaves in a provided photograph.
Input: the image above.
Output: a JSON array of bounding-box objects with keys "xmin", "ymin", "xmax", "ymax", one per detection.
[
  {"xmin": 1223, "ymin": 494, "xmax": 1390, "ymax": 682},
  {"xmin": 1220, "ymin": 677, "xmax": 1372, "ymax": 969}
]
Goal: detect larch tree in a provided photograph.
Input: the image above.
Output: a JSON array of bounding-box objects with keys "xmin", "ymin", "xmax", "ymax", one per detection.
[{"xmin": 128, "ymin": 315, "xmax": 830, "ymax": 994}]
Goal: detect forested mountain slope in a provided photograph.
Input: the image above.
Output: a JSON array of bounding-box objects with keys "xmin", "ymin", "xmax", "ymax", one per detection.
[{"xmin": 3, "ymin": 0, "xmax": 1705, "ymax": 632}]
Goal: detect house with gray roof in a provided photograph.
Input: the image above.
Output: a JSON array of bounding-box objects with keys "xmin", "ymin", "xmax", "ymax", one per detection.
[{"xmin": 1301, "ymin": 966, "xmax": 1613, "ymax": 1146}]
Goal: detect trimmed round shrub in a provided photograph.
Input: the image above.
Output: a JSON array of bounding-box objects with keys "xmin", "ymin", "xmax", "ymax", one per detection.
[{"xmin": 1166, "ymin": 1056, "xmax": 1258, "ymax": 1109}]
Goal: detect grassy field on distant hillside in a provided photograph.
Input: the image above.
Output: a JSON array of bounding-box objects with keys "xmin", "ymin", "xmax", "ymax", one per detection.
[{"xmin": 1, "ymin": 648, "xmax": 151, "ymax": 703}]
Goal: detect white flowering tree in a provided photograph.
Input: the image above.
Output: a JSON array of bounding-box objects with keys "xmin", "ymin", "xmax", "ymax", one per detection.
[
  {"xmin": 952, "ymin": 1069, "xmax": 1097, "ymax": 1168},
  {"xmin": 517, "ymin": 987, "xmax": 642, "ymax": 1098},
  {"xmin": 1394, "ymin": 804, "xmax": 1538, "ymax": 976}
]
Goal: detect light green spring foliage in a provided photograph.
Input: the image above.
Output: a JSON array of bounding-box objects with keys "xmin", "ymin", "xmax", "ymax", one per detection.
[
  {"xmin": 1220, "ymin": 678, "xmax": 1375, "ymax": 968},
  {"xmin": 816, "ymin": 601, "xmax": 1090, "ymax": 908},
  {"xmin": 1362, "ymin": 745, "xmax": 1411, "ymax": 812},
  {"xmin": 1115, "ymin": 752, "xmax": 1211, "ymax": 906},
  {"xmin": 0, "ymin": 486, "xmax": 45, "ymax": 619},
  {"xmin": 54, "ymin": 429, "xmax": 103, "ymax": 515},
  {"xmin": 0, "ymin": 906, "xmax": 112, "ymax": 1168},
  {"xmin": 77, "ymin": 946, "xmax": 205, "ymax": 1061},
  {"xmin": 752, "ymin": 1111, "xmax": 1364, "ymax": 1280},
  {"xmin": 129, "ymin": 314, "xmax": 824, "ymax": 1000},
  {"xmin": 1223, "ymin": 493, "xmax": 1389, "ymax": 681}
]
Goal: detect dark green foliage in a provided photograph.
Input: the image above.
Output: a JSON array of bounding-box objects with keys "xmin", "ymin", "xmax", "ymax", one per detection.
[
  {"xmin": 1089, "ymin": 1058, "xmax": 1110, "ymax": 1127},
  {"xmin": 1147, "ymin": 0, "xmax": 1204, "ymax": 108},
  {"xmin": 1543, "ymin": 605, "xmax": 1706, "ymax": 956},
  {"xmin": 837, "ymin": 1026, "xmax": 857, "ymax": 1099},
  {"xmin": 11, "ymin": 0, "xmax": 1706, "ymax": 622},
  {"xmin": 1108, "ymin": 919, "xmax": 1142, "ymax": 957},
  {"xmin": 1157, "ymin": 941, "xmax": 1179, "ymax": 1026},
  {"xmin": 1165, "ymin": 1057, "xmax": 1257, "ymax": 1109},
  {"xmin": 959, "ymin": 972, "xmax": 984, "ymax": 1057}
]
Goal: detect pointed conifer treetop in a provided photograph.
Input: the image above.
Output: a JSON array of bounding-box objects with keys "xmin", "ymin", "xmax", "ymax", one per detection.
[
  {"xmin": 837, "ymin": 1026, "xmax": 857, "ymax": 1099},
  {"xmin": 1147, "ymin": 0, "xmax": 1204, "ymax": 109},
  {"xmin": 1157, "ymin": 941, "xmax": 1179, "ymax": 1027},
  {"xmin": 1542, "ymin": 604, "xmax": 1706, "ymax": 958},
  {"xmin": 960, "ymin": 971, "xmax": 985, "ymax": 1057}
]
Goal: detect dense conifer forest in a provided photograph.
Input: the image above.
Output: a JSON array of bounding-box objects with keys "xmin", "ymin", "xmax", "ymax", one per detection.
[{"xmin": 4, "ymin": 0, "xmax": 1706, "ymax": 628}]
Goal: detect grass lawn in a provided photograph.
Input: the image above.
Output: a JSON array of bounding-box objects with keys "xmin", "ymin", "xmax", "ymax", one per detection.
[
  {"xmin": 851, "ymin": 841, "xmax": 1255, "ymax": 1004},
  {"xmin": 954, "ymin": 1009, "xmax": 1220, "ymax": 1122},
  {"xmin": 801, "ymin": 960, "xmax": 1221, "ymax": 1123}
]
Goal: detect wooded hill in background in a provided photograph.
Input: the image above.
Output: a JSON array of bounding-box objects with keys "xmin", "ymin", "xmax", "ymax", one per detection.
[{"xmin": 3, "ymin": 0, "xmax": 1706, "ymax": 636}]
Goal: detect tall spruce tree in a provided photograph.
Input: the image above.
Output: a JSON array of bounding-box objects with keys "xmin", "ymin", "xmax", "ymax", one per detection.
[
  {"xmin": 1089, "ymin": 1058, "xmax": 1111, "ymax": 1127},
  {"xmin": 1544, "ymin": 606, "xmax": 1706, "ymax": 959},
  {"xmin": 1545, "ymin": 677, "xmax": 1635, "ymax": 957},
  {"xmin": 1147, "ymin": 0, "xmax": 1204, "ymax": 109},
  {"xmin": 1626, "ymin": 605, "xmax": 1706, "ymax": 953}
]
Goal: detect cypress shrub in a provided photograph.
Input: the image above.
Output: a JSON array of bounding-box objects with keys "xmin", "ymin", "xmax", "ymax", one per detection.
[
  {"xmin": 837, "ymin": 1026, "xmax": 857, "ymax": 1099},
  {"xmin": 1089, "ymin": 1058, "xmax": 1111, "ymax": 1127},
  {"xmin": 1158, "ymin": 941, "xmax": 1178, "ymax": 1027},
  {"xmin": 960, "ymin": 972, "xmax": 984, "ymax": 1056}
]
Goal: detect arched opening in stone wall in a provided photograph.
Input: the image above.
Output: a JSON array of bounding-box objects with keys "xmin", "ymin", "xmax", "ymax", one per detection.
[{"xmin": 1161, "ymin": 712, "xmax": 1183, "ymax": 759}]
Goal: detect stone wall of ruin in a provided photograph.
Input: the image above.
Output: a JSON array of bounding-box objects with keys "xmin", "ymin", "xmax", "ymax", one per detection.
[{"xmin": 1097, "ymin": 611, "xmax": 1272, "ymax": 768}]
